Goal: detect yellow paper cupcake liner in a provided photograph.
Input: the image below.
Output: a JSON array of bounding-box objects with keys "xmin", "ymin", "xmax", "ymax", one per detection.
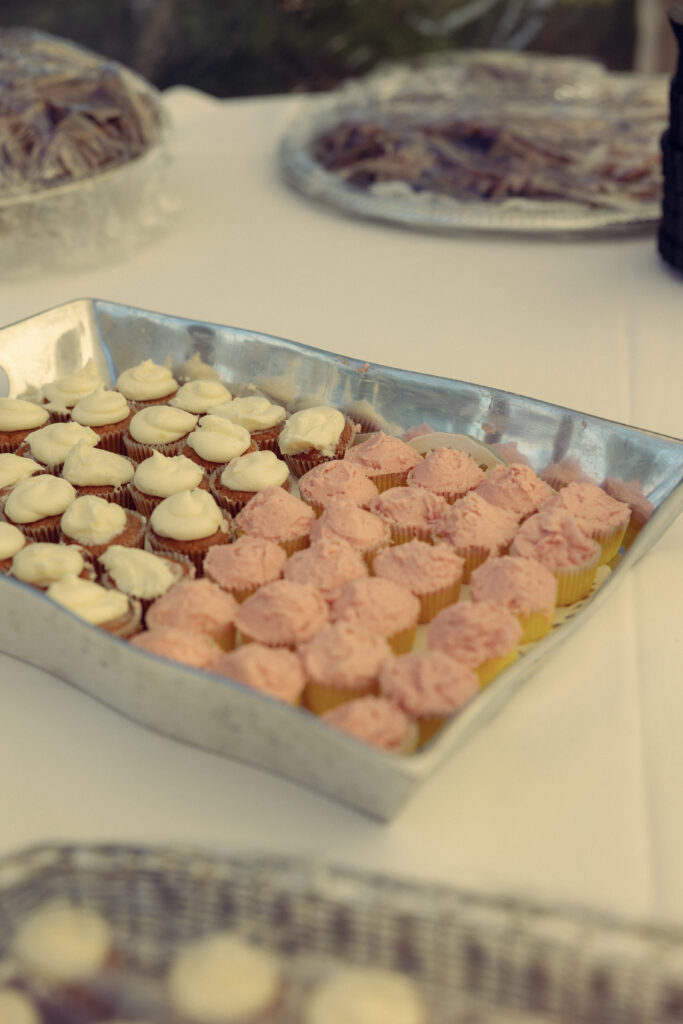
[
  {"xmin": 477, "ymin": 649, "xmax": 518, "ymax": 688},
  {"xmin": 593, "ymin": 523, "xmax": 628, "ymax": 566},
  {"xmin": 304, "ymin": 679, "xmax": 377, "ymax": 716},
  {"xmin": 518, "ymin": 609, "xmax": 554, "ymax": 644},
  {"xmin": 555, "ymin": 562, "xmax": 598, "ymax": 606},
  {"xmin": 387, "ymin": 624, "xmax": 417, "ymax": 655},
  {"xmin": 417, "ymin": 581, "xmax": 462, "ymax": 625}
]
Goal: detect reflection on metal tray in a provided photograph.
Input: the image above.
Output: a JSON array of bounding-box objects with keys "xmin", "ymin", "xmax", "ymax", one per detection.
[
  {"xmin": 0, "ymin": 299, "xmax": 681, "ymax": 821},
  {"xmin": 2, "ymin": 842, "xmax": 683, "ymax": 1023}
]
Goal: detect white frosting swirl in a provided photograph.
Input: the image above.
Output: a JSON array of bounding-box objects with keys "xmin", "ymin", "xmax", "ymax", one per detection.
[
  {"xmin": 40, "ymin": 359, "xmax": 104, "ymax": 410},
  {"xmin": 129, "ymin": 406, "xmax": 198, "ymax": 445},
  {"xmin": 4, "ymin": 476, "xmax": 76, "ymax": 524},
  {"xmin": 278, "ymin": 406, "xmax": 345, "ymax": 457},
  {"xmin": 46, "ymin": 576, "xmax": 130, "ymax": 626},
  {"xmin": 219, "ymin": 450, "xmax": 289, "ymax": 492},
  {"xmin": 60, "ymin": 495, "xmax": 128, "ymax": 545},
  {"xmin": 0, "ymin": 453, "xmax": 41, "ymax": 490},
  {"xmin": 116, "ymin": 359, "xmax": 177, "ymax": 401},
  {"xmin": 71, "ymin": 387, "xmax": 130, "ymax": 426},
  {"xmin": 0, "ymin": 522, "xmax": 26, "ymax": 560},
  {"xmin": 208, "ymin": 396, "xmax": 286, "ymax": 431},
  {"xmin": 62, "ymin": 441, "xmax": 134, "ymax": 487},
  {"xmin": 133, "ymin": 450, "xmax": 203, "ymax": 497},
  {"xmin": 99, "ymin": 545, "xmax": 177, "ymax": 600},
  {"xmin": 24, "ymin": 422, "xmax": 99, "ymax": 467},
  {"xmin": 0, "ymin": 988, "xmax": 40, "ymax": 1024},
  {"xmin": 306, "ymin": 967, "xmax": 426, "ymax": 1024},
  {"xmin": 0, "ymin": 398, "xmax": 49, "ymax": 432},
  {"xmin": 170, "ymin": 380, "xmax": 233, "ymax": 413},
  {"xmin": 150, "ymin": 489, "xmax": 226, "ymax": 541},
  {"xmin": 11, "ymin": 543, "xmax": 85, "ymax": 586},
  {"xmin": 12, "ymin": 900, "xmax": 113, "ymax": 981},
  {"xmin": 187, "ymin": 416, "xmax": 251, "ymax": 464}
]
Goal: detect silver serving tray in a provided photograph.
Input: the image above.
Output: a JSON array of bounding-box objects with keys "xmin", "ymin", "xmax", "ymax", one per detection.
[
  {"xmin": 0, "ymin": 299, "xmax": 681, "ymax": 820},
  {"xmin": 2, "ymin": 842, "xmax": 683, "ymax": 1023}
]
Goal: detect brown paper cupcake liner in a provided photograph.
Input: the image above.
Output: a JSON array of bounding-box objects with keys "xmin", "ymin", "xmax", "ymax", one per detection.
[
  {"xmin": 209, "ymin": 468, "xmax": 291, "ymax": 516},
  {"xmin": 181, "ymin": 439, "xmax": 257, "ymax": 474},
  {"xmin": 60, "ymin": 509, "xmax": 147, "ymax": 562},
  {"xmin": 46, "ymin": 408, "xmax": 71, "ymax": 424},
  {"xmin": 387, "ymin": 623, "xmax": 417, "ymax": 655},
  {"xmin": 0, "ymin": 428, "xmax": 40, "ymax": 454},
  {"xmin": 281, "ymin": 420, "xmax": 355, "ymax": 478},
  {"xmin": 251, "ymin": 422, "xmax": 284, "ymax": 453},
  {"xmin": 129, "ymin": 477, "xmax": 210, "ymax": 517},
  {"xmin": 128, "ymin": 392, "xmax": 180, "ymax": 412},
  {"xmin": 7, "ymin": 514, "xmax": 63, "ymax": 544},
  {"xmin": 146, "ymin": 525, "xmax": 234, "ymax": 575},
  {"xmin": 123, "ymin": 435, "xmax": 189, "ymax": 464},
  {"xmin": 88, "ymin": 414, "xmax": 134, "ymax": 454},
  {"xmin": 100, "ymin": 597, "xmax": 143, "ymax": 639},
  {"xmin": 70, "ymin": 482, "xmax": 131, "ymax": 508},
  {"xmin": 368, "ymin": 468, "xmax": 412, "ymax": 494}
]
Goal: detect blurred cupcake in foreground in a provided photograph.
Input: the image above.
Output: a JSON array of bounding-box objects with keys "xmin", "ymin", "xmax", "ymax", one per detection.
[
  {"xmin": 116, "ymin": 359, "xmax": 178, "ymax": 410},
  {"xmin": 407, "ymin": 446, "xmax": 485, "ymax": 503},
  {"xmin": 233, "ymin": 486, "xmax": 314, "ymax": 556},
  {"xmin": 129, "ymin": 450, "xmax": 206, "ymax": 517},
  {"xmin": 203, "ymin": 535, "xmax": 287, "ymax": 603},
  {"xmin": 59, "ymin": 495, "xmax": 146, "ymax": 561},
  {"xmin": 169, "ymin": 378, "xmax": 232, "ymax": 414},
  {"xmin": 0, "ymin": 988, "xmax": 40, "ymax": 1024},
  {"xmin": 210, "ymin": 449, "xmax": 290, "ymax": 515},
  {"xmin": 433, "ymin": 490, "xmax": 518, "ymax": 582},
  {"xmin": 147, "ymin": 489, "xmax": 233, "ymax": 572},
  {"xmin": 469, "ymin": 555, "xmax": 557, "ymax": 643},
  {"xmin": 0, "ymin": 397, "xmax": 49, "ymax": 453},
  {"xmin": 208, "ymin": 395, "xmax": 286, "ymax": 452},
  {"xmin": 510, "ymin": 505, "xmax": 601, "ymax": 605},
  {"xmin": 298, "ymin": 459, "xmax": 379, "ymax": 516},
  {"xmin": 428, "ymin": 600, "xmax": 522, "ymax": 687},
  {"xmin": 70, "ymin": 387, "xmax": 133, "ymax": 454},
  {"xmin": 379, "ymin": 649, "xmax": 478, "ymax": 746},
  {"xmin": 235, "ymin": 579, "xmax": 329, "ymax": 648},
  {"xmin": 182, "ymin": 414, "xmax": 254, "ymax": 473},
  {"xmin": 344, "ymin": 431, "xmax": 422, "ymax": 492},
  {"xmin": 213, "ymin": 643, "xmax": 307, "ymax": 705},
  {"xmin": 123, "ymin": 405, "xmax": 198, "ymax": 463},
  {"xmin": 331, "ymin": 577, "xmax": 420, "ymax": 655},
  {"xmin": 46, "ymin": 575, "xmax": 142, "ymax": 638},
  {"xmin": 10, "ymin": 542, "xmax": 95, "ymax": 590},
  {"xmin": 309, "ymin": 498, "xmax": 390, "ymax": 568},
  {"xmin": 368, "ymin": 485, "xmax": 447, "ymax": 544},
  {"xmin": 40, "ymin": 358, "xmax": 104, "ymax": 421},
  {"xmin": 62, "ymin": 441, "xmax": 134, "ymax": 506},
  {"xmin": 0, "ymin": 453, "xmax": 43, "ymax": 500},
  {"xmin": 305, "ymin": 965, "xmax": 428, "ymax": 1024},
  {"xmin": 131, "ymin": 627, "xmax": 221, "ymax": 670},
  {"xmin": 1, "ymin": 475, "xmax": 76, "ymax": 542},
  {"xmin": 373, "ymin": 539, "xmax": 463, "ymax": 624},
  {"xmin": 0, "ymin": 521, "xmax": 27, "ymax": 573},
  {"xmin": 300, "ymin": 620, "xmax": 391, "ymax": 714},
  {"xmin": 146, "ymin": 578, "xmax": 237, "ymax": 650},
  {"xmin": 283, "ymin": 535, "xmax": 368, "ymax": 605},
  {"xmin": 277, "ymin": 405, "xmax": 355, "ymax": 476},
  {"xmin": 546, "ymin": 480, "xmax": 631, "ymax": 565},
  {"xmin": 15, "ymin": 421, "xmax": 99, "ymax": 474},
  {"xmin": 474, "ymin": 463, "xmax": 554, "ymax": 523},
  {"xmin": 321, "ymin": 696, "xmax": 418, "ymax": 754},
  {"xmin": 601, "ymin": 476, "xmax": 654, "ymax": 549},
  {"xmin": 12, "ymin": 900, "xmax": 114, "ymax": 985}
]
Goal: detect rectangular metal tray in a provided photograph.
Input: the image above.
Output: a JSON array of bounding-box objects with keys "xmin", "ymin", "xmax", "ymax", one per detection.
[{"xmin": 0, "ymin": 298, "xmax": 681, "ymax": 821}]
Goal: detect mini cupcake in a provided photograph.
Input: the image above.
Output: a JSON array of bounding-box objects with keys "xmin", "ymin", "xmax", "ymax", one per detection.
[
  {"xmin": 321, "ymin": 696, "xmax": 419, "ymax": 755},
  {"xmin": 46, "ymin": 575, "xmax": 142, "ymax": 638},
  {"xmin": 373, "ymin": 539, "xmax": 463, "ymax": 623},
  {"xmin": 169, "ymin": 378, "xmax": 233, "ymax": 414},
  {"xmin": 304, "ymin": 966, "xmax": 428, "ymax": 1024},
  {"xmin": 0, "ymin": 453, "xmax": 43, "ymax": 500},
  {"xmin": 209, "ymin": 395, "xmax": 287, "ymax": 452},
  {"xmin": 12, "ymin": 900, "xmax": 114, "ymax": 984},
  {"xmin": 379, "ymin": 649, "xmax": 479, "ymax": 746},
  {"xmin": 367, "ymin": 485, "xmax": 448, "ymax": 544},
  {"xmin": 70, "ymin": 387, "xmax": 133, "ymax": 453},
  {"xmin": 1, "ymin": 475, "xmax": 76, "ymax": 542},
  {"xmin": 210, "ymin": 449, "xmax": 290, "ymax": 515},
  {"xmin": 213, "ymin": 643, "xmax": 307, "ymax": 705},
  {"xmin": 277, "ymin": 405, "xmax": 355, "ymax": 476},
  {"xmin": 130, "ymin": 627, "xmax": 221, "ymax": 669},
  {"xmin": 331, "ymin": 577, "xmax": 420, "ymax": 655},
  {"xmin": 129, "ymin": 450, "xmax": 206, "ymax": 516},
  {"xmin": 10, "ymin": 542, "xmax": 95, "ymax": 589},
  {"xmin": 406, "ymin": 446, "xmax": 485, "ymax": 502},
  {"xmin": 546, "ymin": 480, "xmax": 631, "ymax": 565},
  {"xmin": 182, "ymin": 414, "xmax": 254, "ymax": 473},
  {"xmin": 233, "ymin": 486, "xmax": 314, "ymax": 556},
  {"xmin": 167, "ymin": 932, "xmax": 283, "ymax": 1024},
  {"xmin": 98, "ymin": 545, "xmax": 196, "ymax": 613},
  {"xmin": 146, "ymin": 578, "xmax": 238, "ymax": 650},
  {"xmin": 344, "ymin": 431, "xmax": 422, "ymax": 492},
  {"xmin": 235, "ymin": 579, "xmax": 329, "ymax": 648},
  {"xmin": 61, "ymin": 441, "xmax": 134, "ymax": 506},
  {"xmin": 539, "ymin": 456, "xmax": 594, "ymax": 492},
  {"xmin": 469, "ymin": 555, "xmax": 558, "ymax": 643},
  {"xmin": 203, "ymin": 535, "xmax": 287, "ymax": 602},
  {"xmin": 299, "ymin": 620, "xmax": 391, "ymax": 714},
  {"xmin": 474, "ymin": 463, "xmax": 554, "ymax": 523},
  {"xmin": 298, "ymin": 459, "xmax": 379, "ymax": 515},
  {"xmin": 510, "ymin": 505, "xmax": 602, "ymax": 605},
  {"xmin": 40, "ymin": 358, "xmax": 104, "ymax": 421},
  {"xmin": 283, "ymin": 535, "xmax": 368, "ymax": 604},
  {"xmin": 0, "ymin": 397, "xmax": 49, "ymax": 453},
  {"xmin": 490, "ymin": 441, "xmax": 532, "ymax": 466},
  {"xmin": 147, "ymin": 489, "xmax": 233, "ymax": 572},
  {"xmin": 428, "ymin": 600, "xmax": 522, "ymax": 687},
  {"xmin": 123, "ymin": 405, "xmax": 198, "ymax": 463},
  {"xmin": 116, "ymin": 358, "xmax": 179, "ymax": 409},
  {"xmin": 309, "ymin": 498, "xmax": 390, "ymax": 567},
  {"xmin": 601, "ymin": 476, "xmax": 654, "ymax": 549},
  {"xmin": 59, "ymin": 495, "xmax": 146, "ymax": 561},
  {"xmin": 0, "ymin": 521, "xmax": 27, "ymax": 573},
  {"xmin": 15, "ymin": 421, "xmax": 99, "ymax": 474},
  {"xmin": 433, "ymin": 490, "xmax": 518, "ymax": 582},
  {"xmin": 0, "ymin": 989, "xmax": 39, "ymax": 1024}
]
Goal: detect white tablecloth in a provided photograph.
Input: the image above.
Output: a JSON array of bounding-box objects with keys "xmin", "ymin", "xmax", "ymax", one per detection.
[{"xmin": 0, "ymin": 87, "xmax": 681, "ymax": 925}]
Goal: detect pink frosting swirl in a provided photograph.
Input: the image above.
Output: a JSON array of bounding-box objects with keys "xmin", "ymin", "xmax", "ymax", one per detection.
[
  {"xmin": 234, "ymin": 487, "xmax": 314, "ymax": 542},
  {"xmin": 309, "ymin": 498, "xmax": 390, "ymax": 552},
  {"xmin": 435, "ymin": 491, "xmax": 517, "ymax": 554},
  {"xmin": 379, "ymin": 650, "xmax": 478, "ymax": 718},
  {"xmin": 469, "ymin": 555, "xmax": 557, "ymax": 617},
  {"xmin": 284, "ymin": 536, "xmax": 368, "ymax": 604},
  {"xmin": 548, "ymin": 481, "xmax": 631, "ymax": 531},
  {"xmin": 235, "ymin": 579, "xmax": 328, "ymax": 646},
  {"xmin": 428, "ymin": 600, "xmax": 522, "ymax": 666},
  {"xmin": 344, "ymin": 432, "xmax": 421, "ymax": 474},
  {"xmin": 321, "ymin": 696, "xmax": 417, "ymax": 753},
  {"xmin": 299, "ymin": 621, "xmax": 391, "ymax": 689},
  {"xmin": 601, "ymin": 477, "xmax": 654, "ymax": 527},
  {"xmin": 213, "ymin": 643, "xmax": 306, "ymax": 704},
  {"xmin": 510, "ymin": 506, "xmax": 600, "ymax": 570},
  {"xmin": 298, "ymin": 459, "xmax": 379, "ymax": 509},
  {"xmin": 203, "ymin": 535, "xmax": 287, "ymax": 592},
  {"xmin": 146, "ymin": 579, "xmax": 237, "ymax": 637},
  {"xmin": 373, "ymin": 540, "xmax": 463, "ymax": 596},
  {"xmin": 331, "ymin": 577, "xmax": 420, "ymax": 637},
  {"xmin": 131, "ymin": 628, "xmax": 221, "ymax": 669},
  {"xmin": 407, "ymin": 447, "xmax": 484, "ymax": 497},
  {"xmin": 474, "ymin": 463, "xmax": 554, "ymax": 522},
  {"xmin": 368, "ymin": 486, "xmax": 447, "ymax": 530}
]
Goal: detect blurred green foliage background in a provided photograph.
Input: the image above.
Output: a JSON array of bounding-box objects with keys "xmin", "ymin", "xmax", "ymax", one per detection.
[{"xmin": 0, "ymin": 0, "xmax": 635, "ymax": 96}]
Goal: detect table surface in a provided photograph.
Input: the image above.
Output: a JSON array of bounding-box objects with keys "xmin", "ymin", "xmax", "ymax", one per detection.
[{"xmin": 0, "ymin": 87, "xmax": 681, "ymax": 927}]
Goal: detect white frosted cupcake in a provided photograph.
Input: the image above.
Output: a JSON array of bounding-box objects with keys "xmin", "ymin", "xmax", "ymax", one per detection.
[
  {"xmin": 123, "ymin": 406, "xmax": 199, "ymax": 463},
  {"xmin": 210, "ymin": 449, "xmax": 290, "ymax": 514},
  {"xmin": 208, "ymin": 395, "xmax": 287, "ymax": 452},
  {"xmin": 12, "ymin": 900, "xmax": 114, "ymax": 984},
  {"xmin": 98, "ymin": 544, "xmax": 195, "ymax": 613},
  {"xmin": 10, "ymin": 542, "xmax": 96, "ymax": 589},
  {"xmin": 116, "ymin": 359, "xmax": 178, "ymax": 409},
  {"xmin": 0, "ymin": 989, "xmax": 40, "ymax": 1024},
  {"xmin": 62, "ymin": 440, "xmax": 135, "ymax": 506},
  {"xmin": 277, "ymin": 405, "xmax": 355, "ymax": 476},
  {"xmin": 40, "ymin": 358, "xmax": 104, "ymax": 421},
  {"xmin": 169, "ymin": 378, "xmax": 233, "ymax": 413},
  {"xmin": 182, "ymin": 414, "xmax": 254, "ymax": 473},
  {"xmin": 0, "ymin": 397, "xmax": 50, "ymax": 453},
  {"xmin": 0, "ymin": 453, "xmax": 43, "ymax": 500},
  {"xmin": 129, "ymin": 450, "xmax": 207, "ymax": 516},
  {"xmin": 59, "ymin": 494, "xmax": 146, "ymax": 560},
  {"xmin": 70, "ymin": 387, "xmax": 133, "ymax": 453},
  {"xmin": 0, "ymin": 521, "xmax": 27, "ymax": 572},
  {"xmin": 1, "ymin": 475, "xmax": 76, "ymax": 542},
  {"xmin": 14, "ymin": 421, "xmax": 99, "ymax": 474},
  {"xmin": 147, "ymin": 488, "xmax": 233, "ymax": 572},
  {"xmin": 305, "ymin": 966, "xmax": 427, "ymax": 1024},
  {"xmin": 47, "ymin": 575, "xmax": 142, "ymax": 637}
]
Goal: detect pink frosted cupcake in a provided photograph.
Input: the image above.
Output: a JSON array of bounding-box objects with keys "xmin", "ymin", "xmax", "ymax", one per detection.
[
  {"xmin": 474, "ymin": 463, "xmax": 554, "ymax": 523},
  {"xmin": 367, "ymin": 486, "xmax": 448, "ymax": 544},
  {"xmin": 406, "ymin": 447, "xmax": 485, "ymax": 503},
  {"xmin": 510, "ymin": 505, "xmax": 602, "ymax": 605},
  {"xmin": 343, "ymin": 431, "xmax": 422, "ymax": 492},
  {"xmin": 235, "ymin": 579, "xmax": 329, "ymax": 648},
  {"xmin": 203, "ymin": 535, "xmax": 287, "ymax": 602},
  {"xmin": 330, "ymin": 577, "xmax": 420, "ymax": 655},
  {"xmin": 434, "ymin": 490, "xmax": 518, "ymax": 582},
  {"xmin": 123, "ymin": 406, "xmax": 199, "ymax": 463},
  {"xmin": 601, "ymin": 476, "xmax": 654, "ymax": 549},
  {"xmin": 283, "ymin": 535, "xmax": 368, "ymax": 604},
  {"xmin": 321, "ymin": 696, "xmax": 419, "ymax": 754},
  {"xmin": 490, "ymin": 441, "xmax": 532, "ymax": 466},
  {"xmin": 539, "ymin": 456, "xmax": 594, "ymax": 492},
  {"xmin": 146, "ymin": 578, "xmax": 238, "ymax": 650},
  {"xmin": 299, "ymin": 620, "xmax": 392, "ymax": 714},
  {"xmin": 130, "ymin": 627, "xmax": 222, "ymax": 669},
  {"xmin": 298, "ymin": 459, "xmax": 379, "ymax": 516},
  {"xmin": 379, "ymin": 650, "xmax": 479, "ymax": 745},
  {"xmin": 469, "ymin": 555, "xmax": 557, "ymax": 643},
  {"xmin": 546, "ymin": 481, "xmax": 631, "ymax": 565},
  {"xmin": 277, "ymin": 406, "xmax": 355, "ymax": 476},
  {"xmin": 428, "ymin": 600, "xmax": 522, "ymax": 687},
  {"xmin": 213, "ymin": 643, "xmax": 307, "ymax": 705},
  {"xmin": 309, "ymin": 498, "xmax": 390, "ymax": 568},
  {"xmin": 373, "ymin": 539, "xmax": 463, "ymax": 623},
  {"xmin": 233, "ymin": 486, "xmax": 315, "ymax": 556}
]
